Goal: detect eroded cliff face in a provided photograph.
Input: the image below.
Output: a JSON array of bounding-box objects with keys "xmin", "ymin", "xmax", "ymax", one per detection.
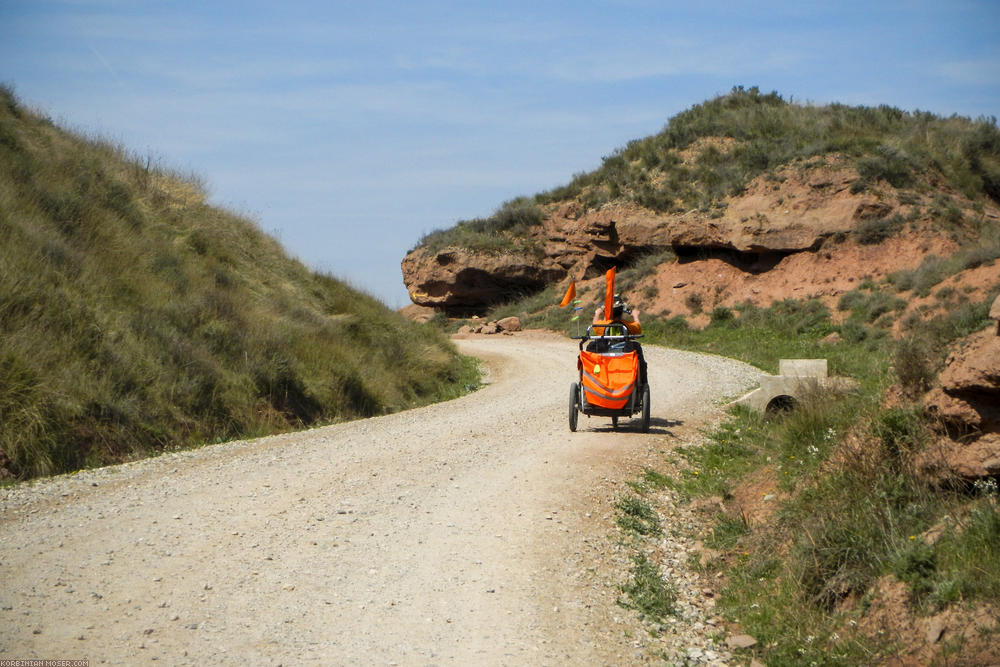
[{"xmin": 401, "ymin": 156, "xmax": 987, "ymax": 316}]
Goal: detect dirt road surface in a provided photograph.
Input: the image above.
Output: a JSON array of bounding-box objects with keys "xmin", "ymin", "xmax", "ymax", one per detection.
[{"xmin": 1, "ymin": 333, "xmax": 761, "ymax": 665}]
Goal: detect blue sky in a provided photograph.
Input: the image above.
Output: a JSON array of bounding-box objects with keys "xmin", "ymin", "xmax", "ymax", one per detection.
[{"xmin": 2, "ymin": 1, "xmax": 998, "ymax": 307}]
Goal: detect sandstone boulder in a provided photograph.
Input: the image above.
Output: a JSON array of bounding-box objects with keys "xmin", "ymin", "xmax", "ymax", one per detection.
[
  {"xmin": 945, "ymin": 433, "xmax": 1000, "ymax": 480},
  {"xmin": 496, "ymin": 316, "xmax": 522, "ymax": 332},
  {"xmin": 399, "ymin": 303, "xmax": 437, "ymax": 323},
  {"xmin": 920, "ymin": 325, "xmax": 1000, "ymax": 482},
  {"xmin": 918, "ymin": 434, "xmax": 1000, "ymax": 482},
  {"xmin": 924, "ymin": 328, "xmax": 1000, "ymax": 434},
  {"xmin": 401, "ymin": 246, "xmax": 565, "ymax": 312}
]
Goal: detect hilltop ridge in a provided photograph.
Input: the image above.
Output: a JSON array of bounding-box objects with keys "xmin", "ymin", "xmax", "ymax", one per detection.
[{"xmin": 402, "ymin": 87, "xmax": 1000, "ymax": 322}]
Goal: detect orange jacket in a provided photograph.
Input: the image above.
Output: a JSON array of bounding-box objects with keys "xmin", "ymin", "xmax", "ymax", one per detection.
[{"xmin": 591, "ymin": 319, "xmax": 642, "ymax": 336}]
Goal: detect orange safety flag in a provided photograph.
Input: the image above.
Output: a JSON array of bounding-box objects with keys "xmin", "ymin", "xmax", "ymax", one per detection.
[
  {"xmin": 558, "ymin": 280, "xmax": 576, "ymax": 307},
  {"xmin": 603, "ymin": 267, "xmax": 616, "ymax": 321}
]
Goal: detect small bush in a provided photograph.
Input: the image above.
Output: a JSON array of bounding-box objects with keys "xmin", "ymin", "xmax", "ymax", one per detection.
[
  {"xmin": 893, "ymin": 336, "xmax": 936, "ymax": 397},
  {"xmin": 892, "ymin": 540, "xmax": 938, "ymax": 603},
  {"xmin": 684, "ymin": 291, "xmax": 704, "ymax": 313},
  {"xmin": 854, "ymin": 144, "xmax": 915, "ymax": 190},
  {"xmin": 930, "ymin": 195, "xmax": 965, "ymax": 228},
  {"xmin": 619, "ymin": 553, "xmax": 677, "ymax": 621},
  {"xmin": 708, "ymin": 510, "xmax": 751, "ymax": 549},
  {"xmin": 417, "ymin": 197, "xmax": 545, "ymax": 255},
  {"xmin": 616, "ymin": 494, "xmax": 662, "ymax": 537},
  {"xmin": 853, "ymin": 214, "xmax": 905, "ymax": 245},
  {"xmin": 838, "ymin": 287, "xmax": 906, "ymax": 324},
  {"xmin": 708, "ymin": 305, "xmax": 736, "ymax": 327}
]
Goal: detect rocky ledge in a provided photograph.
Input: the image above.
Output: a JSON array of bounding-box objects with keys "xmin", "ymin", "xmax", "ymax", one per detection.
[{"xmin": 402, "ymin": 158, "xmax": 904, "ymax": 314}]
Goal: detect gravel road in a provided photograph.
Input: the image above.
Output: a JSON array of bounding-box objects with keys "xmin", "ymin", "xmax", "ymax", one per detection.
[{"xmin": 0, "ymin": 333, "xmax": 761, "ymax": 665}]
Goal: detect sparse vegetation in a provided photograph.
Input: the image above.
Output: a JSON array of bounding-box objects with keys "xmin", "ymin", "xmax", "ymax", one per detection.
[
  {"xmin": 614, "ymin": 492, "xmax": 677, "ymax": 625},
  {"xmin": 636, "ymin": 295, "xmax": 998, "ymax": 664},
  {"xmin": 614, "ymin": 248, "xmax": 677, "ymax": 294},
  {"xmin": 838, "ymin": 285, "xmax": 907, "ymax": 326},
  {"xmin": 0, "ymin": 86, "xmax": 478, "ymax": 480},
  {"xmin": 615, "ymin": 494, "xmax": 661, "ymax": 537},
  {"xmin": 618, "ymin": 553, "xmax": 678, "ymax": 622},
  {"xmin": 404, "ymin": 86, "xmax": 1000, "ymax": 666},
  {"xmin": 416, "ymin": 197, "xmax": 544, "ymax": 255},
  {"xmin": 889, "ymin": 234, "xmax": 1000, "ymax": 296},
  {"xmin": 853, "ymin": 213, "xmax": 905, "ymax": 245},
  {"xmin": 415, "ymin": 87, "xmax": 1000, "ymax": 257}
]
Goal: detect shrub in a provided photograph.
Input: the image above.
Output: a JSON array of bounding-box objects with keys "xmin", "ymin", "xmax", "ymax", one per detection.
[
  {"xmin": 709, "ymin": 305, "xmax": 736, "ymax": 327},
  {"xmin": 684, "ymin": 291, "xmax": 704, "ymax": 313},
  {"xmin": 854, "ymin": 144, "xmax": 915, "ymax": 190},
  {"xmin": 838, "ymin": 287, "xmax": 906, "ymax": 324},
  {"xmin": 619, "ymin": 553, "xmax": 677, "ymax": 621},
  {"xmin": 893, "ymin": 336, "xmax": 936, "ymax": 397},
  {"xmin": 417, "ymin": 197, "xmax": 544, "ymax": 255},
  {"xmin": 616, "ymin": 495, "xmax": 661, "ymax": 536},
  {"xmin": 853, "ymin": 214, "xmax": 905, "ymax": 245}
]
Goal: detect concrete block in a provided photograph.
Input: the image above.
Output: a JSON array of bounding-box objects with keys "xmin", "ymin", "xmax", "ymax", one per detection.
[
  {"xmin": 730, "ymin": 358, "xmax": 857, "ymax": 414},
  {"xmin": 778, "ymin": 359, "xmax": 827, "ymax": 378}
]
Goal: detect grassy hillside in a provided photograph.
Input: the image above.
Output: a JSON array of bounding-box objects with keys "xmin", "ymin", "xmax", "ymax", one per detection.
[
  {"xmin": 0, "ymin": 86, "xmax": 477, "ymax": 480},
  {"xmin": 418, "ymin": 86, "xmax": 1000, "ymax": 253}
]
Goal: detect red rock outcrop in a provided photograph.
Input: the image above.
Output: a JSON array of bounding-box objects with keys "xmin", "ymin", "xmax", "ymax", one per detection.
[
  {"xmin": 402, "ymin": 247, "xmax": 565, "ymax": 312},
  {"xmin": 920, "ymin": 298, "xmax": 1000, "ymax": 481},
  {"xmin": 402, "ymin": 157, "xmax": 952, "ymax": 313},
  {"xmin": 401, "ymin": 158, "xmax": 912, "ymax": 313}
]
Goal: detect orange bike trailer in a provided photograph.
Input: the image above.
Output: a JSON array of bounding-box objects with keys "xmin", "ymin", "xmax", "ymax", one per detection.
[
  {"xmin": 568, "ymin": 324, "xmax": 650, "ymax": 432},
  {"xmin": 578, "ymin": 350, "xmax": 638, "ymax": 410}
]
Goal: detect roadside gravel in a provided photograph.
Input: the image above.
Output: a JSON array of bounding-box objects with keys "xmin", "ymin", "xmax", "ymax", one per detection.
[{"xmin": 0, "ymin": 332, "xmax": 761, "ymax": 665}]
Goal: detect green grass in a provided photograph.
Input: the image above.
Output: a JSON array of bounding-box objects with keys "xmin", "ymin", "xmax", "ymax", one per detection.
[
  {"xmin": 618, "ymin": 553, "xmax": 678, "ymax": 623},
  {"xmin": 455, "ymin": 232, "xmax": 999, "ymax": 662},
  {"xmin": 0, "ymin": 86, "xmax": 479, "ymax": 480},
  {"xmin": 932, "ymin": 484, "xmax": 1000, "ymax": 605},
  {"xmin": 616, "ymin": 294, "xmax": 999, "ymax": 664},
  {"xmin": 415, "ymin": 197, "xmax": 544, "ymax": 255},
  {"xmin": 613, "ymin": 489, "xmax": 677, "ymax": 626},
  {"xmin": 889, "ymin": 243, "xmax": 1000, "ymax": 297},
  {"xmin": 615, "ymin": 494, "xmax": 662, "ymax": 537},
  {"xmin": 643, "ymin": 299, "xmax": 887, "ymax": 383}
]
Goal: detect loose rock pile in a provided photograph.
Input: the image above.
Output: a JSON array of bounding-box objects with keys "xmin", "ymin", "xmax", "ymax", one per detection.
[{"xmin": 457, "ymin": 316, "xmax": 522, "ymax": 335}]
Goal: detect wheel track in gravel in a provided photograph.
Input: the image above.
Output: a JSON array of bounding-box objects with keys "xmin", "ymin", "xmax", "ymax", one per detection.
[{"xmin": 0, "ymin": 333, "xmax": 761, "ymax": 665}]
